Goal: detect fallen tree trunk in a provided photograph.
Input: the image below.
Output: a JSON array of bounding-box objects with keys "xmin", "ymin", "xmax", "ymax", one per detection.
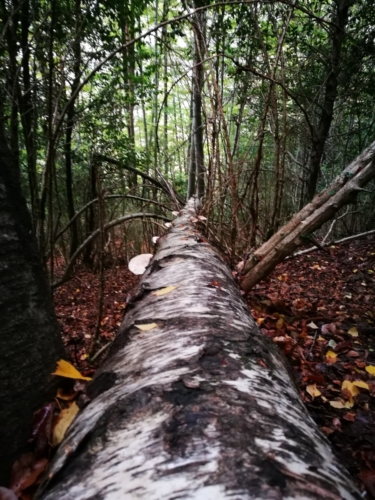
[
  {"xmin": 38, "ymin": 199, "xmax": 360, "ymax": 500},
  {"xmin": 241, "ymin": 140, "xmax": 375, "ymax": 292}
]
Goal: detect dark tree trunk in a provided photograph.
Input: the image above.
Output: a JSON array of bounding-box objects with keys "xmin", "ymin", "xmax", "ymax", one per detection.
[
  {"xmin": 19, "ymin": 0, "xmax": 39, "ymax": 229},
  {"xmin": 190, "ymin": 3, "xmax": 205, "ymax": 198},
  {"xmin": 82, "ymin": 158, "xmax": 97, "ymax": 267},
  {"xmin": 305, "ymin": 0, "xmax": 352, "ymax": 203},
  {"xmin": 38, "ymin": 200, "xmax": 359, "ymax": 500},
  {"xmin": 65, "ymin": 0, "xmax": 82, "ymax": 258},
  {"xmin": 0, "ymin": 133, "xmax": 64, "ymax": 485}
]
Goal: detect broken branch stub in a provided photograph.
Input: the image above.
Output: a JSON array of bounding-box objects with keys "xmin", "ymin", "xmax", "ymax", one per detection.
[{"xmin": 37, "ymin": 198, "xmax": 360, "ymax": 500}]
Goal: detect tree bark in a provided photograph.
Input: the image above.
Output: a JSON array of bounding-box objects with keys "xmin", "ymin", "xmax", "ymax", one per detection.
[
  {"xmin": 65, "ymin": 0, "xmax": 82, "ymax": 258},
  {"xmin": 38, "ymin": 199, "xmax": 360, "ymax": 500},
  {"xmin": 304, "ymin": 0, "xmax": 352, "ymax": 203},
  {"xmin": 241, "ymin": 140, "xmax": 375, "ymax": 292},
  {"xmin": 0, "ymin": 132, "xmax": 64, "ymax": 485}
]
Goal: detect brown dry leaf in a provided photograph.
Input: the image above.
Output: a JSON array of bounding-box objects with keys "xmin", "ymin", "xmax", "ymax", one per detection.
[
  {"xmin": 52, "ymin": 360, "xmax": 92, "ymax": 381},
  {"xmin": 306, "ymin": 384, "xmax": 321, "ymax": 398},
  {"xmin": 9, "ymin": 455, "xmax": 48, "ymax": 496},
  {"xmin": 321, "ymin": 323, "xmax": 337, "ymax": 335},
  {"xmin": 135, "ymin": 323, "xmax": 158, "ymax": 331},
  {"xmin": 153, "ymin": 286, "xmax": 177, "ymax": 296},
  {"xmin": 348, "ymin": 326, "xmax": 359, "ymax": 337},
  {"xmin": 343, "ymin": 412, "xmax": 356, "ymax": 422},
  {"xmin": 52, "ymin": 402, "xmax": 80, "ymax": 446},
  {"xmin": 347, "ymin": 350, "xmax": 359, "ymax": 358},
  {"xmin": 358, "ymin": 469, "xmax": 375, "ymax": 496}
]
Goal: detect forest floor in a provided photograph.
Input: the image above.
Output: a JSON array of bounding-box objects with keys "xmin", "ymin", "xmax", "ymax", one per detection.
[{"xmin": 12, "ymin": 237, "xmax": 374, "ymax": 499}]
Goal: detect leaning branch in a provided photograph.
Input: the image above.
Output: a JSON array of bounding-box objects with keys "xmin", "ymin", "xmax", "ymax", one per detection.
[
  {"xmin": 54, "ymin": 194, "xmax": 171, "ymax": 243},
  {"xmin": 241, "ymin": 140, "xmax": 375, "ymax": 291},
  {"xmin": 94, "ymin": 154, "xmax": 185, "ymax": 206}
]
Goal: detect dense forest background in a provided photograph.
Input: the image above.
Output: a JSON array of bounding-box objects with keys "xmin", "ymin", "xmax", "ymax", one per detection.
[{"xmin": 1, "ymin": 0, "xmax": 375, "ymax": 278}]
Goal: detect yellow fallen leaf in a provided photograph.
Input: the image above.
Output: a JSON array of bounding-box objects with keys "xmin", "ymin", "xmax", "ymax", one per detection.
[
  {"xmin": 52, "ymin": 359, "xmax": 92, "ymax": 381},
  {"xmin": 352, "ymin": 380, "xmax": 369, "ymax": 390},
  {"xmin": 326, "ymin": 350, "xmax": 337, "ymax": 359},
  {"xmin": 257, "ymin": 318, "xmax": 265, "ymax": 326},
  {"xmin": 52, "ymin": 402, "xmax": 79, "ymax": 446},
  {"xmin": 342, "ymin": 380, "xmax": 359, "ymax": 399},
  {"xmin": 135, "ymin": 323, "xmax": 158, "ymax": 331},
  {"xmin": 329, "ymin": 401, "xmax": 345, "ymax": 409},
  {"xmin": 153, "ymin": 286, "xmax": 177, "ymax": 296},
  {"xmin": 329, "ymin": 400, "xmax": 354, "ymax": 409},
  {"xmin": 348, "ymin": 327, "xmax": 358, "ymax": 337},
  {"xmin": 366, "ymin": 365, "xmax": 375, "ymax": 375},
  {"xmin": 276, "ymin": 317, "xmax": 285, "ymax": 329},
  {"xmin": 318, "ymin": 336, "xmax": 325, "ymax": 341},
  {"xmin": 306, "ymin": 384, "xmax": 321, "ymax": 398}
]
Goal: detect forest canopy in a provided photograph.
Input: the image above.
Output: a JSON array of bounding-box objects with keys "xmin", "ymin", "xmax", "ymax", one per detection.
[{"xmin": 1, "ymin": 0, "xmax": 374, "ymax": 272}]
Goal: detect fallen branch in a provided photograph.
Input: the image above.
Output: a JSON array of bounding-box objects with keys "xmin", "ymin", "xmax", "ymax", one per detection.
[{"xmin": 291, "ymin": 229, "xmax": 375, "ymax": 258}]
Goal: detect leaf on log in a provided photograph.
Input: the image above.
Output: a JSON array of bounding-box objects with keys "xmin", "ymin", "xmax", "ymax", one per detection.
[
  {"xmin": 152, "ymin": 285, "xmax": 177, "ymax": 296},
  {"xmin": 135, "ymin": 323, "xmax": 159, "ymax": 331},
  {"xmin": 52, "ymin": 360, "xmax": 92, "ymax": 381}
]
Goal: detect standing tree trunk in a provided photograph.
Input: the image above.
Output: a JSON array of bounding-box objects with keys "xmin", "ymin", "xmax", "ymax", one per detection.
[
  {"xmin": 189, "ymin": 2, "xmax": 206, "ymax": 199},
  {"xmin": 305, "ymin": 0, "xmax": 352, "ymax": 203},
  {"xmin": 38, "ymin": 199, "xmax": 360, "ymax": 500},
  {"xmin": 0, "ymin": 131, "xmax": 64, "ymax": 485},
  {"xmin": 65, "ymin": 0, "xmax": 82, "ymax": 258}
]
